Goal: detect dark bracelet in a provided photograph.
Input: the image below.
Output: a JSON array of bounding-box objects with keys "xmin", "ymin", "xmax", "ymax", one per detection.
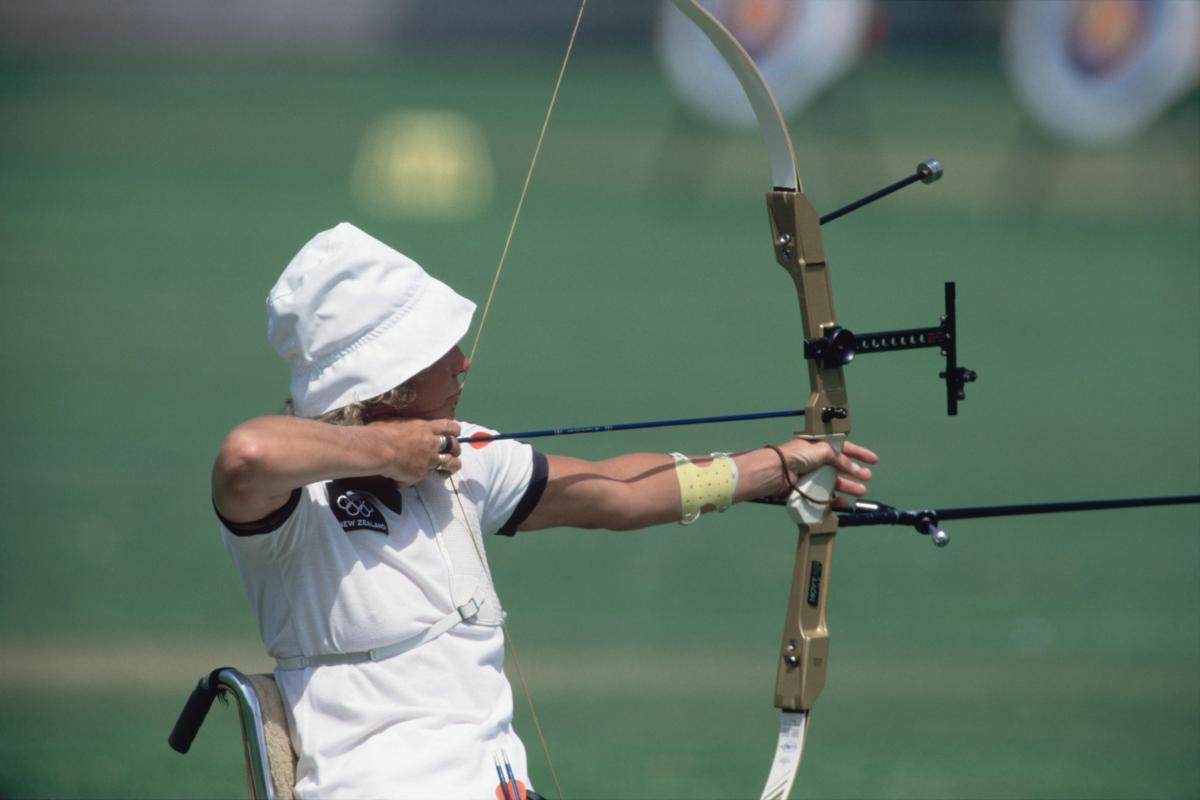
[{"xmin": 765, "ymin": 444, "xmax": 801, "ymax": 499}]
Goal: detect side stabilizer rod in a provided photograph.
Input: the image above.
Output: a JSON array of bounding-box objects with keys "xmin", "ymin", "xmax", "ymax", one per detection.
[{"xmin": 819, "ymin": 159, "xmax": 942, "ymax": 226}]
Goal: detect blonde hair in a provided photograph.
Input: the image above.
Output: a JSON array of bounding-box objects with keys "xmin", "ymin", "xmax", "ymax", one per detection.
[{"xmin": 284, "ymin": 382, "xmax": 417, "ymax": 426}]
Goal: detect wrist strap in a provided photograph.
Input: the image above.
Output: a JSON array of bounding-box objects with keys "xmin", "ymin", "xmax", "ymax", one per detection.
[
  {"xmin": 765, "ymin": 444, "xmax": 800, "ymax": 498},
  {"xmin": 765, "ymin": 444, "xmax": 834, "ymax": 507}
]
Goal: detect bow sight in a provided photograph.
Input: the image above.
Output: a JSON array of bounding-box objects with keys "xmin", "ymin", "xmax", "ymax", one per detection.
[
  {"xmin": 803, "ymin": 281, "xmax": 977, "ymax": 416},
  {"xmin": 799, "ymin": 161, "xmax": 977, "ymax": 417}
]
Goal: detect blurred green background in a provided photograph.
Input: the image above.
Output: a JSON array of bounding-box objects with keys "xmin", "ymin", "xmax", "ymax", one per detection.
[{"xmin": 1, "ymin": 6, "xmax": 1198, "ymax": 800}]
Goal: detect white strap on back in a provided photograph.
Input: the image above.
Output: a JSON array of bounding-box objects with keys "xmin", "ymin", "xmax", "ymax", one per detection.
[
  {"xmin": 414, "ymin": 473, "xmax": 506, "ymax": 627},
  {"xmin": 273, "ymin": 476, "xmax": 506, "ymax": 671},
  {"xmin": 275, "ymin": 591, "xmax": 488, "ymax": 670}
]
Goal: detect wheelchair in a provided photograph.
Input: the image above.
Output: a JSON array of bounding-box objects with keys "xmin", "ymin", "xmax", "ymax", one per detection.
[
  {"xmin": 169, "ymin": 667, "xmax": 297, "ymax": 800},
  {"xmin": 169, "ymin": 667, "xmax": 547, "ymax": 799}
]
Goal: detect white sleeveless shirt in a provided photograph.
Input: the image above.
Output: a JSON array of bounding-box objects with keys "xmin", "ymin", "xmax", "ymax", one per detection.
[{"xmin": 220, "ymin": 422, "xmax": 545, "ymax": 799}]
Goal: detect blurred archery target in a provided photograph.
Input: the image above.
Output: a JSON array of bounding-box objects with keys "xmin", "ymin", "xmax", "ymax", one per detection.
[
  {"xmin": 350, "ymin": 109, "xmax": 494, "ymax": 219},
  {"xmin": 1004, "ymin": 0, "xmax": 1200, "ymax": 145},
  {"xmin": 656, "ymin": 0, "xmax": 873, "ymax": 129}
]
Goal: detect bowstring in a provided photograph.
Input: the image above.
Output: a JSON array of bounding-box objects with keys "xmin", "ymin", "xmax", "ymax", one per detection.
[
  {"xmin": 453, "ymin": 4, "xmax": 588, "ymax": 798},
  {"xmin": 451, "ymin": 478, "xmax": 566, "ymax": 800},
  {"xmin": 464, "ymin": 0, "xmax": 589, "ymax": 378}
]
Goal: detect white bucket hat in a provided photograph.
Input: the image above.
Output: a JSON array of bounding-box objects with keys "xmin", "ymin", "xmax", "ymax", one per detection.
[{"xmin": 267, "ymin": 222, "xmax": 476, "ymax": 418}]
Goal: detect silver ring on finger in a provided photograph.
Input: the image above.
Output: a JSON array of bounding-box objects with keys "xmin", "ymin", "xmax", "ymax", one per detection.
[
  {"xmin": 436, "ymin": 453, "xmax": 451, "ymax": 473},
  {"xmin": 437, "ymin": 434, "xmax": 454, "ymax": 454}
]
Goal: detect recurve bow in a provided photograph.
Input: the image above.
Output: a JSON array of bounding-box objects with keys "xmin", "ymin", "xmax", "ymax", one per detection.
[
  {"xmin": 481, "ymin": 3, "xmax": 970, "ymax": 797},
  {"xmin": 667, "ymin": 3, "xmax": 960, "ymax": 798},
  {"xmin": 490, "ymin": 4, "xmax": 1197, "ymax": 797},
  {"xmin": 665, "ymin": 2, "xmax": 843, "ymax": 796}
]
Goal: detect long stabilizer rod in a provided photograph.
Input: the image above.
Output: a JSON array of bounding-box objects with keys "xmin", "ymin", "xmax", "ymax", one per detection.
[
  {"xmin": 751, "ymin": 494, "xmax": 1200, "ymax": 548},
  {"xmin": 835, "ymin": 494, "xmax": 1200, "ymax": 547},
  {"xmin": 463, "ymin": 408, "xmax": 806, "ymax": 443},
  {"xmin": 839, "ymin": 494, "xmax": 1200, "ymax": 525}
]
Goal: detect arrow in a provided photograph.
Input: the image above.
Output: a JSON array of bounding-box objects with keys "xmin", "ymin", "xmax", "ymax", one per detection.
[{"xmin": 462, "ymin": 408, "xmax": 805, "ymax": 444}]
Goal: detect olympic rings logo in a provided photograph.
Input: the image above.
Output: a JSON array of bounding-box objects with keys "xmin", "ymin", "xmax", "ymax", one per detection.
[{"xmin": 337, "ymin": 493, "xmax": 375, "ymax": 518}]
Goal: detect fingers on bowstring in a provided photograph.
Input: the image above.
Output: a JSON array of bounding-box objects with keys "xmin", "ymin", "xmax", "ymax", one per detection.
[
  {"xmin": 433, "ymin": 451, "xmax": 464, "ymax": 475},
  {"xmin": 435, "ymin": 433, "xmax": 461, "ymax": 457},
  {"xmin": 429, "ymin": 421, "xmax": 462, "ymax": 457}
]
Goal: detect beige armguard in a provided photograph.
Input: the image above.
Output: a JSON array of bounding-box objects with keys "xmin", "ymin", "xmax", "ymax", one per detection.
[{"xmin": 671, "ymin": 452, "xmax": 738, "ymax": 525}]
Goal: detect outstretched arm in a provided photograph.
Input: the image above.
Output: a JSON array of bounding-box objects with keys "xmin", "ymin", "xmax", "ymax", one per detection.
[
  {"xmin": 519, "ymin": 439, "xmax": 877, "ymax": 531},
  {"xmin": 212, "ymin": 415, "xmax": 462, "ymax": 524}
]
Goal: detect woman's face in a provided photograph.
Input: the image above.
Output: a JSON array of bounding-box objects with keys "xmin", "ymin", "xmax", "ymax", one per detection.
[{"xmin": 397, "ymin": 345, "xmax": 470, "ymax": 420}]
